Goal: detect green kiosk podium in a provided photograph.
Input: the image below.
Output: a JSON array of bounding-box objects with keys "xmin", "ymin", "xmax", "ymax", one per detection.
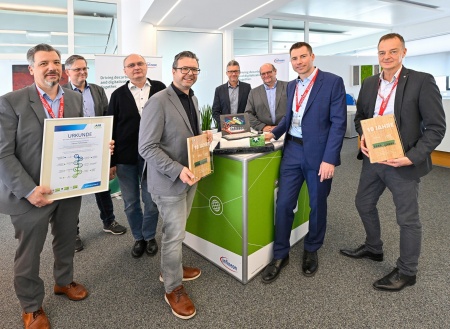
[{"xmin": 185, "ymin": 142, "xmax": 310, "ymax": 283}]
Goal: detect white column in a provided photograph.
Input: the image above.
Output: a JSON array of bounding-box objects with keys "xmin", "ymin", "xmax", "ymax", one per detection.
[
  {"xmin": 118, "ymin": 1, "xmax": 156, "ymax": 56},
  {"xmin": 304, "ymin": 20, "xmax": 309, "ymax": 43}
]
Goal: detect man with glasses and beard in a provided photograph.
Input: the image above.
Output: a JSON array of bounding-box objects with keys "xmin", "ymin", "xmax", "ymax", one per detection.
[{"xmin": 139, "ymin": 51, "xmax": 211, "ymax": 319}]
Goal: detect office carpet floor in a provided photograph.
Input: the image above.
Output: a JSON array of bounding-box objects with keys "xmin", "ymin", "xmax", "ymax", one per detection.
[{"xmin": 1, "ymin": 138, "xmax": 449, "ymax": 329}]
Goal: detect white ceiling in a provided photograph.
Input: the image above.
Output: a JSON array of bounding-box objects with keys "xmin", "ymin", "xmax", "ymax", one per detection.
[
  {"xmin": 142, "ymin": 0, "xmax": 450, "ymax": 56},
  {"xmin": 2, "ymin": 0, "xmax": 450, "ymax": 57}
]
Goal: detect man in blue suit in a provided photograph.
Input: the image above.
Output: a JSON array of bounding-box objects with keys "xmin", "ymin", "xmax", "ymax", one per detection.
[{"xmin": 261, "ymin": 42, "xmax": 347, "ymax": 283}]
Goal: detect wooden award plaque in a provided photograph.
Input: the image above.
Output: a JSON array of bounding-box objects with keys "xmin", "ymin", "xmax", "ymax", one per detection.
[{"xmin": 360, "ymin": 114, "xmax": 404, "ymax": 163}]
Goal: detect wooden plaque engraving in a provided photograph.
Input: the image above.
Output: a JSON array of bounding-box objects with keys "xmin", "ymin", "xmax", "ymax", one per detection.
[
  {"xmin": 360, "ymin": 114, "xmax": 404, "ymax": 163},
  {"xmin": 187, "ymin": 134, "xmax": 212, "ymax": 180}
]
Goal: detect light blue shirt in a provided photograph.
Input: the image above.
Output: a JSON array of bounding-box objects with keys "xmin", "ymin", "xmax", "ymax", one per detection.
[
  {"xmin": 228, "ymin": 82, "xmax": 239, "ymax": 114},
  {"xmin": 36, "ymin": 85, "xmax": 64, "ymax": 118},
  {"xmin": 264, "ymin": 80, "xmax": 277, "ymax": 124},
  {"xmin": 71, "ymin": 82, "xmax": 95, "ymax": 117},
  {"xmin": 288, "ymin": 68, "xmax": 318, "ymax": 138}
]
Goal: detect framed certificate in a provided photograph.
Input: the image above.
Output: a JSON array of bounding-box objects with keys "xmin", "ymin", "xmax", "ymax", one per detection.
[{"xmin": 40, "ymin": 116, "xmax": 113, "ymax": 200}]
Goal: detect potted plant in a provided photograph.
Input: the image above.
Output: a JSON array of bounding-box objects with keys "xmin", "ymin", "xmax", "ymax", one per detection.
[{"xmin": 200, "ymin": 104, "xmax": 213, "ymax": 131}]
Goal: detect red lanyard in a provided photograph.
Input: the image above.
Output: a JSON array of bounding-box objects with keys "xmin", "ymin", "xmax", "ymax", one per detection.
[
  {"xmin": 295, "ymin": 69, "xmax": 319, "ymax": 112},
  {"xmin": 377, "ymin": 78, "xmax": 398, "ymax": 116},
  {"xmin": 37, "ymin": 88, "xmax": 64, "ymax": 118}
]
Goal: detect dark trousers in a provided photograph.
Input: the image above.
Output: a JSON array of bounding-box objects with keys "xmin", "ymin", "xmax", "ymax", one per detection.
[
  {"xmin": 77, "ymin": 190, "xmax": 115, "ymax": 234},
  {"xmin": 355, "ymin": 157, "xmax": 421, "ymax": 276},
  {"xmin": 11, "ymin": 197, "xmax": 81, "ymax": 312},
  {"xmin": 273, "ymin": 140, "xmax": 332, "ymax": 259}
]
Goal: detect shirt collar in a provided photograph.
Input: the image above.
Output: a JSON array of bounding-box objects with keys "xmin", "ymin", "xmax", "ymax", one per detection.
[
  {"xmin": 171, "ymin": 82, "xmax": 194, "ymax": 97},
  {"xmin": 228, "ymin": 81, "xmax": 240, "ymax": 88},
  {"xmin": 297, "ymin": 67, "xmax": 318, "ymax": 84},
  {"xmin": 264, "ymin": 80, "xmax": 278, "ymax": 90},
  {"xmin": 70, "ymin": 81, "xmax": 89, "ymax": 92},
  {"xmin": 380, "ymin": 67, "xmax": 402, "ymax": 83},
  {"xmin": 36, "ymin": 84, "xmax": 64, "ymax": 100},
  {"xmin": 128, "ymin": 79, "xmax": 151, "ymax": 90}
]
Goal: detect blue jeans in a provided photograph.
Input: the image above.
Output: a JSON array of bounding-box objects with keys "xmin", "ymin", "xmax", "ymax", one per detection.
[
  {"xmin": 116, "ymin": 157, "xmax": 159, "ymax": 241},
  {"xmin": 151, "ymin": 184, "xmax": 197, "ymax": 293}
]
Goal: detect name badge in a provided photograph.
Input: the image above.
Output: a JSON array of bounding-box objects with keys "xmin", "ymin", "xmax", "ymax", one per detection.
[{"xmin": 292, "ymin": 117, "xmax": 300, "ymax": 127}]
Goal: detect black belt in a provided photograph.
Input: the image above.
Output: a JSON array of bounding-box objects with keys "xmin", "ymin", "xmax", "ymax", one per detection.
[{"xmin": 286, "ymin": 133, "xmax": 303, "ymax": 145}]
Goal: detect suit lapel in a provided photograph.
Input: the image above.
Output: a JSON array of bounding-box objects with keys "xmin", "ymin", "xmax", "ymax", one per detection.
[
  {"xmin": 259, "ymin": 85, "xmax": 270, "ymax": 111},
  {"xmin": 167, "ymin": 86, "xmax": 194, "ymax": 135},
  {"xmin": 89, "ymin": 85, "xmax": 102, "ymax": 116},
  {"xmin": 304, "ymin": 70, "xmax": 323, "ymax": 115},
  {"xmin": 394, "ymin": 67, "xmax": 408, "ymax": 127},
  {"xmin": 224, "ymin": 84, "xmax": 231, "ymax": 111},
  {"xmin": 29, "ymin": 84, "xmax": 47, "ymax": 127},
  {"xmin": 274, "ymin": 82, "xmax": 283, "ymax": 109}
]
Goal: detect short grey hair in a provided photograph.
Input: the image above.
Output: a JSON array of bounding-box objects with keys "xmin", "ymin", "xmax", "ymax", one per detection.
[
  {"xmin": 227, "ymin": 60, "xmax": 240, "ymax": 68},
  {"xmin": 27, "ymin": 43, "xmax": 61, "ymax": 66},
  {"xmin": 65, "ymin": 54, "xmax": 87, "ymax": 69}
]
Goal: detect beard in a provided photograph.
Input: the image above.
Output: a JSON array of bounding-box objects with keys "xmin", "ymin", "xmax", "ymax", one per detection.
[{"xmin": 44, "ymin": 78, "xmax": 60, "ymax": 88}]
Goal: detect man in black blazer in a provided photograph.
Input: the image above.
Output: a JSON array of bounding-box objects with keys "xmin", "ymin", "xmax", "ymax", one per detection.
[
  {"xmin": 107, "ymin": 54, "xmax": 166, "ymax": 258},
  {"xmin": 340, "ymin": 33, "xmax": 446, "ymax": 291},
  {"xmin": 0, "ymin": 44, "xmax": 88, "ymax": 329},
  {"xmin": 64, "ymin": 54, "xmax": 127, "ymax": 252},
  {"xmin": 212, "ymin": 60, "xmax": 251, "ymax": 130}
]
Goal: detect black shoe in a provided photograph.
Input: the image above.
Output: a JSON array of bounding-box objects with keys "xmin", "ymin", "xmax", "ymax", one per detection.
[
  {"xmin": 373, "ymin": 268, "xmax": 416, "ymax": 291},
  {"xmin": 131, "ymin": 240, "xmax": 147, "ymax": 258},
  {"xmin": 261, "ymin": 256, "xmax": 289, "ymax": 283},
  {"xmin": 75, "ymin": 235, "xmax": 84, "ymax": 252},
  {"xmin": 103, "ymin": 220, "xmax": 127, "ymax": 235},
  {"xmin": 146, "ymin": 238, "xmax": 158, "ymax": 256},
  {"xmin": 302, "ymin": 250, "xmax": 318, "ymax": 277},
  {"xmin": 340, "ymin": 244, "xmax": 383, "ymax": 262}
]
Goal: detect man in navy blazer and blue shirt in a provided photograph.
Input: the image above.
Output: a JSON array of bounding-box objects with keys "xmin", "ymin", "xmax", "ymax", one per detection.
[
  {"xmin": 212, "ymin": 60, "xmax": 251, "ymax": 130},
  {"xmin": 340, "ymin": 33, "xmax": 446, "ymax": 291},
  {"xmin": 261, "ymin": 42, "xmax": 347, "ymax": 283},
  {"xmin": 107, "ymin": 54, "xmax": 166, "ymax": 258},
  {"xmin": 64, "ymin": 54, "xmax": 127, "ymax": 252}
]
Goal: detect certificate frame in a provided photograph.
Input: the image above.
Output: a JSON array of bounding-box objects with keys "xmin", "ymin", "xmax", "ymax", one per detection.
[{"xmin": 40, "ymin": 116, "xmax": 113, "ymax": 200}]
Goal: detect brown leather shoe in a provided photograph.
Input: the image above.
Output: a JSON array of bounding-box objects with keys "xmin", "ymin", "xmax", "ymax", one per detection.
[
  {"xmin": 164, "ymin": 285, "xmax": 196, "ymax": 319},
  {"xmin": 159, "ymin": 266, "xmax": 202, "ymax": 282},
  {"xmin": 22, "ymin": 307, "xmax": 50, "ymax": 329},
  {"xmin": 54, "ymin": 282, "xmax": 88, "ymax": 301}
]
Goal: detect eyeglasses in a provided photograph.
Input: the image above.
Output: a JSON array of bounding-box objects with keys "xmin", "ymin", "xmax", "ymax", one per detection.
[
  {"xmin": 227, "ymin": 70, "xmax": 240, "ymax": 74},
  {"xmin": 68, "ymin": 67, "xmax": 89, "ymax": 73},
  {"xmin": 260, "ymin": 70, "xmax": 274, "ymax": 76},
  {"xmin": 124, "ymin": 62, "xmax": 147, "ymax": 69},
  {"xmin": 174, "ymin": 67, "xmax": 201, "ymax": 75}
]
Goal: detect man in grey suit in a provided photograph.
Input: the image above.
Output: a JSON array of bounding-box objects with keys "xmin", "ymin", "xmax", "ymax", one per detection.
[
  {"xmin": 245, "ymin": 63, "xmax": 288, "ymax": 132},
  {"xmin": 212, "ymin": 60, "xmax": 251, "ymax": 130},
  {"xmin": 0, "ymin": 44, "xmax": 88, "ymax": 329},
  {"xmin": 340, "ymin": 33, "xmax": 446, "ymax": 291},
  {"xmin": 64, "ymin": 54, "xmax": 127, "ymax": 252},
  {"xmin": 139, "ymin": 51, "xmax": 211, "ymax": 320}
]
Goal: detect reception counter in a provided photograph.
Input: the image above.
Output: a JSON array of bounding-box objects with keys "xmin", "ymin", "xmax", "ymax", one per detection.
[{"xmin": 184, "ymin": 139, "xmax": 310, "ymax": 283}]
